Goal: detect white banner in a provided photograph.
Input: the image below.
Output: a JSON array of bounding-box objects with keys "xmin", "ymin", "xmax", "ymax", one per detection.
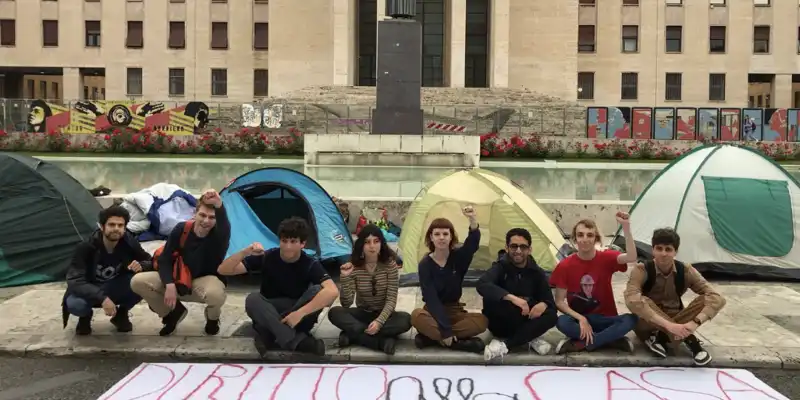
[{"xmin": 98, "ymin": 363, "xmax": 788, "ymax": 400}]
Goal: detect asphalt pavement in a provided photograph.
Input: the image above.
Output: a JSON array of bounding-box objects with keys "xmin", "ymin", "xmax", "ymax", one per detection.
[{"xmin": 0, "ymin": 355, "xmax": 796, "ymax": 400}]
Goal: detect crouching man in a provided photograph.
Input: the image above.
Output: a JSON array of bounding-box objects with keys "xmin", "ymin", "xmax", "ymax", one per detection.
[
  {"xmin": 477, "ymin": 228, "xmax": 557, "ymax": 361},
  {"xmin": 218, "ymin": 217, "xmax": 339, "ymax": 356},
  {"xmin": 624, "ymin": 228, "xmax": 726, "ymax": 366},
  {"xmin": 62, "ymin": 205, "xmax": 151, "ymax": 335},
  {"xmin": 131, "ymin": 189, "xmax": 230, "ymax": 336}
]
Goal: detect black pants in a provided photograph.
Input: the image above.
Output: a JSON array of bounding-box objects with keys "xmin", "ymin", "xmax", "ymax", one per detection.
[
  {"xmin": 245, "ymin": 285, "xmax": 322, "ymax": 351},
  {"xmin": 482, "ymin": 300, "xmax": 557, "ymax": 348},
  {"xmin": 328, "ymin": 306, "xmax": 412, "ymax": 338}
]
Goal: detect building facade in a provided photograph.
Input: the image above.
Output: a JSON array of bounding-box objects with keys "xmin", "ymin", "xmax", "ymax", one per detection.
[{"xmin": 0, "ymin": 0, "xmax": 797, "ymax": 108}]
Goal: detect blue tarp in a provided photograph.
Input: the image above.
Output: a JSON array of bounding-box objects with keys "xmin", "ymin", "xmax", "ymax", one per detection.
[{"xmin": 220, "ymin": 168, "xmax": 352, "ymax": 262}]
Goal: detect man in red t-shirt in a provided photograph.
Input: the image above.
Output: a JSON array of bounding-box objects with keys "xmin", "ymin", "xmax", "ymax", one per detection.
[{"xmin": 549, "ymin": 214, "xmax": 639, "ymax": 354}]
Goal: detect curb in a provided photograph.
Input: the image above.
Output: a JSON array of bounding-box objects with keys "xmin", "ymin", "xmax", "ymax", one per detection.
[{"xmin": 0, "ymin": 335, "xmax": 795, "ymax": 370}]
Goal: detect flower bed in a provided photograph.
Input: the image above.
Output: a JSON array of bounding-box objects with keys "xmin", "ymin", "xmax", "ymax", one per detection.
[
  {"xmin": 479, "ymin": 133, "xmax": 800, "ymax": 161},
  {"xmin": 0, "ymin": 127, "xmax": 304, "ymax": 155}
]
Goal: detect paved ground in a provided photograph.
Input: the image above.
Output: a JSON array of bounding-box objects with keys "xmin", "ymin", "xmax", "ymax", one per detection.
[
  {"xmin": 0, "ymin": 355, "xmax": 796, "ymax": 400},
  {"xmin": 2, "ymin": 267, "xmax": 800, "ymax": 369}
]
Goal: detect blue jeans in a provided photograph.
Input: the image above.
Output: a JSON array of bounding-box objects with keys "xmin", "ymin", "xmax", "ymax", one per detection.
[
  {"xmin": 556, "ymin": 313, "xmax": 637, "ymax": 351},
  {"xmin": 66, "ymin": 274, "xmax": 142, "ymax": 318}
]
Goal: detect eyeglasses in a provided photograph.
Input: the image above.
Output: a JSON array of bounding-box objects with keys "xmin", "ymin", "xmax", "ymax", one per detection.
[{"xmin": 509, "ymin": 244, "xmax": 530, "ymax": 251}]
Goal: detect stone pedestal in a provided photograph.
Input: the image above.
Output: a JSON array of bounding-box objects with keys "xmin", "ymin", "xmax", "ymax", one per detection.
[{"xmin": 303, "ymin": 133, "xmax": 480, "ymax": 167}]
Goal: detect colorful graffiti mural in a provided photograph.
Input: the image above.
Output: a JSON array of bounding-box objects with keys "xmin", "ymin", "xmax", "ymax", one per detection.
[
  {"xmin": 27, "ymin": 100, "xmax": 210, "ymax": 135},
  {"xmin": 587, "ymin": 106, "xmax": 799, "ymax": 142}
]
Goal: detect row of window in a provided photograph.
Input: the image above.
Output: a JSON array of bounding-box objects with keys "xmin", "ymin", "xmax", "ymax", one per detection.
[
  {"xmin": 577, "ymin": 72, "xmax": 727, "ymax": 102},
  {"xmin": 579, "ymin": 0, "xmax": 770, "ymax": 6},
  {"xmin": 0, "ymin": 19, "xmax": 267, "ymax": 50},
  {"xmin": 579, "ymin": 25, "xmax": 780, "ymax": 55},
  {"xmin": 122, "ymin": 68, "xmax": 269, "ymax": 97}
]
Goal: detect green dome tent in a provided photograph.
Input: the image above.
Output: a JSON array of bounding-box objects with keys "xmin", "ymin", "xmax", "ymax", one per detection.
[
  {"xmin": 398, "ymin": 168, "xmax": 568, "ymax": 286},
  {"xmin": 0, "ymin": 153, "xmax": 102, "ymax": 287},
  {"xmin": 613, "ymin": 144, "xmax": 800, "ymax": 281}
]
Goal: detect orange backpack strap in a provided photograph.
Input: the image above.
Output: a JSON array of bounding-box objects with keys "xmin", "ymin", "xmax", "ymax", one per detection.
[{"xmin": 178, "ymin": 220, "xmax": 194, "ymax": 249}]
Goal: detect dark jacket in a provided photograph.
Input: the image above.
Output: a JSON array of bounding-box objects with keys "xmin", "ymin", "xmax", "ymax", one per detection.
[
  {"xmin": 61, "ymin": 230, "xmax": 153, "ymax": 327},
  {"xmin": 476, "ymin": 253, "xmax": 555, "ymax": 310},
  {"xmin": 157, "ymin": 205, "xmax": 230, "ymax": 285}
]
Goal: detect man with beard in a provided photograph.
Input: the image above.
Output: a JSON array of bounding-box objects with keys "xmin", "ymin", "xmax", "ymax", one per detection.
[
  {"xmin": 477, "ymin": 228, "xmax": 557, "ymax": 361},
  {"xmin": 131, "ymin": 189, "xmax": 230, "ymax": 336},
  {"xmin": 62, "ymin": 205, "xmax": 151, "ymax": 335}
]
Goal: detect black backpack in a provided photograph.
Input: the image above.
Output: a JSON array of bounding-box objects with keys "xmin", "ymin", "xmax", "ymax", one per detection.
[{"xmin": 642, "ymin": 260, "xmax": 686, "ymax": 309}]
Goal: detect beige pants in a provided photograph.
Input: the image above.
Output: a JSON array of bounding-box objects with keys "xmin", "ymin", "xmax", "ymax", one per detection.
[{"xmin": 130, "ymin": 271, "xmax": 227, "ymax": 320}]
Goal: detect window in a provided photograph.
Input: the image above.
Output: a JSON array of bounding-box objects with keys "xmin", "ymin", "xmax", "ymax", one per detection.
[
  {"xmin": 710, "ymin": 0, "xmax": 725, "ymax": 4},
  {"xmin": 357, "ymin": 0, "xmax": 377, "ymax": 86},
  {"xmin": 665, "ymin": 26, "xmax": 681, "ymax": 52},
  {"xmin": 211, "ymin": 68, "xmax": 227, "ymax": 96},
  {"xmin": 753, "ymin": 0, "xmax": 770, "ymax": 6},
  {"xmin": 709, "ymin": 26, "xmax": 726, "ymax": 53},
  {"xmin": 465, "ymin": 0, "xmax": 489, "ymax": 88},
  {"xmin": 126, "ymin": 21, "xmax": 143, "ymax": 48},
  {"xmin": 52, "ymin": 82, "xmax": 59, "ymax": 99},
  {"xmin": 211, "ymin": 22, "xmax": 228, "ymax": 49},
  {"xmin": 753, "ymin": 26, "xmax": 770, "ymax": 53},
  {"xmin": 85, "ymin": 20, "xmax": 100, "ymax": 47},
  {"xmin": 254, "ymin": 69, "xmax": 268, "ymax": 97},
  {"xmin": 666, "ymin": 0, "xmax": 683, "ymax": 4},
  {"xmin": 254, "ymin": 22, "xmax": 268, "ymax": 50},
  {"xmin": 621, "ymin": 72, "xmax": 638, "ymax": 100},
  {"xmin": 622, "ymin": 0, "xmax": 639, "ymax": 5},
  {"xmin": 42, "ymin": 20, "xmax": 58, "ymax": 47},
  {"xmin": 168, "ymin": 21, "xmax": 185, "ymax": 49},
  {"xmin": 83, "ymin": 86, "xmax": 89, "ymax": 100},
  {"xmin": 579, "ymin": 0, "xmax": 595, "ymax": 5},
  {"xmin": 622, "ymin": 25, "xmax": 638, "ymax": 53},
  {"xmin": 0, "ymin": 19, "xmax": 15, "ymax": 46},
  {"xmin": 40, "ymin": 81, "xmax": 47, "ymax": 99},
  {"xmin": 415, "ymin": 0, "xmax": 445, "ymax": 87},
  {"xmin": 709, "ymin": 73, "xmax": 725, "ymax": 101},
  {"xmin": 578, "ymin": 25, "xmax": 595, "ymax": 52},
  {"xmin": 665, "ymin": 73, "xmax": 682, "ymax": 101},
  {"xmin": 126, "ymin": 67, "xmax": 143, "ymax": 95},
  {"xmin": 577, "ymin": 72, "xmax": 594, "ymax": 100},
  {"xmin": 169, "ymin": 68, "xmax": 184, "ymax": 96}
]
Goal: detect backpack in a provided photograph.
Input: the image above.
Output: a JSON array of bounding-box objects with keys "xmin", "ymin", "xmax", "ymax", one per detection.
[
  {"xmin": 152, "ymin": 221, "xmax": 194, "ymax": 296},
  {"xmin": 642, "ymin": 259, "xmax": 686, "ymax": 310}
]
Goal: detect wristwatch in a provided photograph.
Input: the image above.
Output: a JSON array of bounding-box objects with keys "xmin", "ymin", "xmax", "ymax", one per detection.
[{"xmin": 692, "ymin": 316, "xmax": 703, "ymax": 326}]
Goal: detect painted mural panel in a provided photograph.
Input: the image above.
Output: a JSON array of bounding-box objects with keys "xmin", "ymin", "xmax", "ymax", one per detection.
[
  {"xmin": 697, "ymin": 108, "xmax": 719, "ymax": 140},
  {"xmin": 607, "ymin": 107, "xmax": 631, "ymax": 138},
  {"xmin": 789, "ymin": 109, "xmax": 800, "ymax": 142},
  {"xmin": 675, "ymin": 108, "xmax": 697, "ymax": 140},
  {"xmin": 586, "ymin": 107, "xmax": 608, "ymax": 139},
  {"xmin": 762, "ymin": 108, "xmax": 788, "ymax": 142},
  {"xmin": 631, "ymin": 108, "xmax": 652, "ymax": 139},
  {"xmin": 27, "ymin": 100, "xmax": 210, "ymax": 135},
  {"xmin": 654, "ymin": 108, "xmax": 675, "ymax": 140},
  {"xmin": 742, "ymin": 108, "xmax": 763, "ymax": 141},
  {"xmin": 720, "ymin": 108, "xmax": 740, "ymax": 141}
]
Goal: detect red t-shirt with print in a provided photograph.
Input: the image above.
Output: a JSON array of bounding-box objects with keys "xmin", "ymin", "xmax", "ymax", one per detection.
[{"xmin": 549, "ymin": 249, "xmax": 627, "ymax": 317}]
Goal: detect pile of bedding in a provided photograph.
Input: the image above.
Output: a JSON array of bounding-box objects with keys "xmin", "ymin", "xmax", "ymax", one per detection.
[{"xmin": 119, "ymin": 183, "xmax": 197, "ymax": 241}]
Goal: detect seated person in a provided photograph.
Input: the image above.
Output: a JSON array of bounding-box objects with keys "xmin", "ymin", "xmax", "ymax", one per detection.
[
  {"xmin": 477, "ymin": 228, "xmax": 558, "ymax": 360},
  {"xmin": 550, "ymin": 215, "xmax": 639, "ymax": 354},
  {"xmin": 62, "ymin": 205, "xmax": 150, "ymax": 335},
  {"xmin": 328, "ymin": 224, "xmax": 412, "ymax": 355},
  {"xmin": 130, "ymin": 189, "xmax": 230, "ymax": 336},
  {"xmin": 410, "ymin": 206, "xmax": 488, "ymax": 353},
  {"xmin": 217, "ymin": 217, "xmax": 339, "ymax": 356},
  {"xmin": 624, "ymin": 228, "xmax": 726, "ymax": 366}
]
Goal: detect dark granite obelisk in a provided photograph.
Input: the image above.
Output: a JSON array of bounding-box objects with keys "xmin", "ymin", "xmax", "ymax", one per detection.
[{"xmin": 371, "ymin": 0, "xmax": 424, "ymax": 135}]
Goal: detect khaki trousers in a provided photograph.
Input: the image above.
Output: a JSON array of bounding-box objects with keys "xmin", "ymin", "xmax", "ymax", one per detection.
[
  {"xmin": 130, "ymin": 271, "xmax": 227, "ymax": 320},
  {"xmin": 411, "ymin": 303, "xmax": 488, "ymax": 341},
  {"xmin": 633, "ymin": 296, "xmax": 705, "ymax": 346}
]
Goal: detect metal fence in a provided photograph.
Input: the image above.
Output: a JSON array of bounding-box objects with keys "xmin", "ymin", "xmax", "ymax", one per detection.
[{"xmin": 0, "ymin": 98, "xmax": 588, "ymax": 136}]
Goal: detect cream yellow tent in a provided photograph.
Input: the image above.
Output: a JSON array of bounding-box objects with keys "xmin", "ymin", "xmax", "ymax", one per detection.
[{"xmin": 398, "ymin": 168, "xmax": 568, "ymax": 286}]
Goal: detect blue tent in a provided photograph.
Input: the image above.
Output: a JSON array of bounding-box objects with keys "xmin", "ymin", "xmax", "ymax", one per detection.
[{"xmin": 220, "ymin": 167, "xmax": 352, "ymax": 263}]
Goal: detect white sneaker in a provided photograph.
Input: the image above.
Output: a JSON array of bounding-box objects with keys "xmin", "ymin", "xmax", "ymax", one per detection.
[
  {"xmin": 483, "ymin": 339, "xmax": 509, "ymax": 361},
  {"xmin": 529, "ymin": 338, "xmax": 553, "ymax": 355}
]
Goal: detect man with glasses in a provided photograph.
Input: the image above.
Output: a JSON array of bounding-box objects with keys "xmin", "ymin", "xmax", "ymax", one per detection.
[{"xmin": 477, "ymin": 228, "xmax": 558, "ymax": 361}]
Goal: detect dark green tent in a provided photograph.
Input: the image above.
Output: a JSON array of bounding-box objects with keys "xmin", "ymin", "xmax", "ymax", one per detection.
[{"xmin": 0, "ymin": 153, "xmax": 102, "ymax": 287}]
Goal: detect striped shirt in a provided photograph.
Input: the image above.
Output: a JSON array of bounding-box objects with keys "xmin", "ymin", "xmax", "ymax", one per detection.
[{"xmin": 339, "ymin": 261, "xmax": 399, "ymax": 325}]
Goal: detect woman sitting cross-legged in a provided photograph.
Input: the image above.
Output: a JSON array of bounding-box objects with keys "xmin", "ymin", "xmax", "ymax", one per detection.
[
  {"xmin": 328, "ymin": 224, "xmax": 412, "ymax": 355},
  {"xmin": 410, "ymin": 206, "xmax": 489, "ymax": 354}
]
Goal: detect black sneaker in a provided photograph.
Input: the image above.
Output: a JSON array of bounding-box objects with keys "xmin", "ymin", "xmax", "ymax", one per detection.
[
  {"xmin": 110, "ymin": 311, "xmax": 133, "ymax": 333},
  {"xmin": 76, "ymin": 316, "xmax": 92, "ymax": 336},
  {"xmin": 205, "ymin": 319, "xmax": 220, "ymax": 335},
  {"xmin": 296, "ymin": 336, "xmax": 326, "ymax": 356},
  {"xmin": 555, "ymin": 339, "xmax": 586, "ymax": 354},
  {"xmin": 450, "ymin": 337, "xmax": 485, "ymax": 354},
  {"xmin": 684, "ymin": 335, "xmax": 712, "ymax": 366},
  {"xmin": 337, "ymin": 331, "xmax": 350, "ymax": 348},
  {"xmin": 414, "ymin": 333, "xmax": 437, "ymax": 349},
  {"xmin": 159, "ymin": 302, "xmax": 188, "ymax": 336},
  {"xmin": 644, "ymin": 333, "xmax": 667, "ymax": 358},
  {"xmin": 381, "ymin": 337, "xmax": 397, "ymax": 355},
  {"xmin": 609, "ymin": 337, "xmax": 635, "ymax": 354}
]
